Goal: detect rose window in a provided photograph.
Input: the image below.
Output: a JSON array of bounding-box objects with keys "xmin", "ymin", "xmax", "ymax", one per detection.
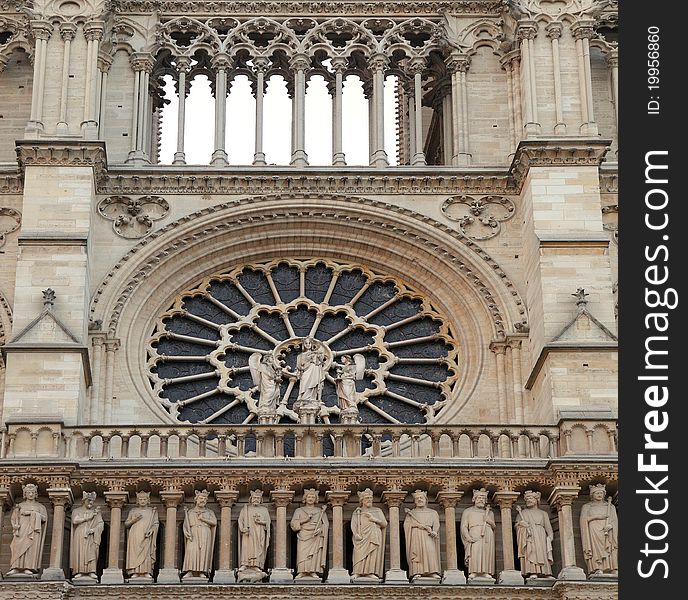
[{"xmin": 147, "ymin": 260, "xmax": 459, "ymax": 425}]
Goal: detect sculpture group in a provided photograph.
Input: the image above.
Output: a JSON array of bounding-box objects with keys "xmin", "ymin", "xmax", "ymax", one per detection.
[{"xmin": 3, "ymin": 484, "xmax": 619, "ymax": 584}]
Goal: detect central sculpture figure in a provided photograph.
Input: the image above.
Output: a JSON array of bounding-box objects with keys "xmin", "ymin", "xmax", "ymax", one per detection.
[
  {"xmin": 124, "ymin": 491, "xmax": 159, "ymax": 581},
  {"xmin": 237, "ymin": 489, "xmax": 271, "ymax": 582},
  {"xmin": 182, "ymin": 489, "xmax": 217, "ymax": 580},
  {"xmin": 403, "ymin": 490, "xmax": 441, "ymax": 582},
  {"xmin": 460, "ymin": 488, "xmax": 496, "ymax": 581},
  {"xmin": 70, "ymin": 491, "xmax": 104, "ymax": 581},
  {"xmin": 290, "ymin": 488, "xmax": 329, "ymax": 580},
  {"xmin": 295, "ymin": 337, "xmax": 327, "ymax": 409},
  {"xmin": 351, "ymin": 488, "xmax": 387, "ymax": 581}
]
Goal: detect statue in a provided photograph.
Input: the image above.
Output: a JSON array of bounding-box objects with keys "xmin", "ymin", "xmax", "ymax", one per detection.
[
  {"xmin": 580, "ymin": 484, "xmax": 618, "ymax": 576},
  {"xmin": 295, "ymin": 338, "xmax": 327, "ymax": 409},
  {"xmin": 237, "ymin": 489, "xmax": 271, "ymax": 582},
  {"xmin": 334, "ymin": 354, "xmax": 366, "ymax": 420},
  {"xmin": 403, "ymin": 490, "xmax": 441, "ymax": 581},
  {"xmin": 249, "ymin": 352, "xmax": 283, "ymax": 415},
  {"xmin": 290, "ymin": 488, "xmax": 329, "ymax": 580},
  {"xmin": 351, "ymin": 488, "xmax": 387, "ymax": 581},
  {"xmin": 182, "ymin": 490, "xmax": 217, "ymax": 580},
  {"xmin": 460, "ymin": 488, "xmax": 496, "ymax": 581},
  {"xmin": 124, "ymin": 491, "xmax": 159, "ymax": 580},
  {"xmin": 7, "ymin": 483, "xmax": 48, "ymax": 577},
  {"xmin": 70, "ymin": 491, "xmax": 104, "ymax": 581},
  {"xmin": 515, "ymin": 490, "xmax": 554, "ymax": 578}
]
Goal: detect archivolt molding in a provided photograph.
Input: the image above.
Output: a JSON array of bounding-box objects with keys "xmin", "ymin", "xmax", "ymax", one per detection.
[
  {"xmin": 0, "ymin": 286, "xmax": 12, "ymax": 348},
  {"xmin": 91, "ymin": 194, "xmax": 527, "ymax": 338}
]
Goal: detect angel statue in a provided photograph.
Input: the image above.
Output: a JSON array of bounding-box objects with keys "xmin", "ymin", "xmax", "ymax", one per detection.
[
  {"xmin": 249, "ymin": 352, "xmax": 283, "ymax": 415},
  {"xmin": 295, "ymin": 337, "xmax": 327, "ymax": 409},
  {"xmin": 334, "ymin": 354, "xmax": 366, "ymax": 421}
]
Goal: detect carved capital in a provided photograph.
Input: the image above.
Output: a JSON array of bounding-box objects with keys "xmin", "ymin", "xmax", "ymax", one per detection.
[
  {"xmin": 382, "ymin": 490, "xmax": 407, "ymax": 508},
  {"xmin": 607, "ymin": 49, "xmax": 619, "ymax": 68},
  {"xmin": 252, "ymin": 56, "xmax": 270, "ymax": 74},
  {"xmin": 545, "ymin": 22, "xmax": 563, "ymax": 40},
  {"xmin": 270, "ymin": 489, "xmax": 294, "ymax": 508},
  {"xmin": 489, "ymin": 341, "xmax": 507, "ymax": 355},
  {"xmin": 16, "ymin": 141, "xmax": 108, "ymax": 183},
  {"xmin": 104, "ymin": 338, "xmax": 121, "ymax": 352},
  {"xmin": 29, "ymin": 20, "xmax": 53, "ymax": 41},
  {"xmin": 289, "ymin": 53, "xmax": 310, "ymax": 72},
  {"xmin": 214, "ymin": 490, "xmax": 239, "ymax": 508},
  {"xmin": 369, "ymin": 53, "xmax": 388, "ymax": 73},
  {"xmin": 446, "ymin": 51, "xmax": 470, "ymax": 74},
  {"xmin": 84, "ymin": 21, "xmax": 105, "ymax": 42},
  {"xmin": 130, "ymin": 52, "xmax": 155, "ymax": 74},
  {"xmin": 516, "ymin": 20, "xmax": 538, "ymax": 42},
  {"xmin": 104, "ymin": 491, "xmax": 129, "ymax": 509},
  {"xmin": 175, "ymin": 56, "xmax": 192, "ymax": 73},
  {"xmin": 160, "ymin": 490, "xmax": 184, "ymax": 508},
  {"xmin": 98, "ymin": 54, "xmax": 113, "ymax": 74},
  {"xmin": 436, "ymin": 490, "xmax": 463, "ymax": 508},
  {"xmin": 407, "ymin": 56, "xmax": 426, "ymax": 76},
  {"xmin": 549, "ymin": 486, "xmax": 580, "ymax": 509},
  {"xmin": 59, "ymin": 23, "xmax": 77, "ymax": 42},
  {"xmin": 211, "ymin": 53, "xmax": 232, "ymax": 71},
  {"xmin": 47, "ymin": 488, "xmax": 73, "ymax": 507},
  {"xmin": 492, "ymin": 490, "xmax": 520, "ymax": 509},
  {"xmin": 326, "ymin": 490, "xmax": 350, "ymax": 507},
  {"xmin": 330, "ymin": 56, "xmax": 348, "ymax": 74},
  {"xmin": 572, "ymin": 20, "xmax": 596, "ymax": 41}
]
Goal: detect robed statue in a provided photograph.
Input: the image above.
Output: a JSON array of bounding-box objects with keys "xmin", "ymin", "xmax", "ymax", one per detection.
[
  {"xmin": 249, "ymin": 352, "xmax": 283, "ymax": 414},
  {"xmin": 124, "ymin": 491, "xmax": 159, "ymax": 580},
  {"xmin": 460, "ymin": 488, "xmax": 496, "ymax": 580},
  {"xmin": 7, "ymin": 483, "xmax": 48, "ymax": 577},
  {"xmin": 295, "ymin": 338, "xmax": 327, "ymax": 409},
  {"xmin": 403, "ymin": 490, "xmax": 441, "ymax": 581},
  {"xmin": 515, "ymin": 490, "xmax": 554, "ymax": 578},
  {"xmin": 351, "ymin": 488, "xmax": 387, "ymax": 581},
  {"xmin": 70, "ymin": 491, "xmax": 104, "ymax": 581},
  {"xmin": 237, "ymin": 489, "xmax": 271, "ymax": 582},
  {"xmin": 334, "ymin": 354, "xmax": 365, "ymax": 417},
  {"xmin": 580, "ymin": 484, "xmax": 618, "ymax": 576},
  {"xmin": 290, "ymin": 488, "xmax": 329, "ymax": 580},
  {"xmin": 182, "ymin": 489, "xmax": 217, "ymax": 579}
]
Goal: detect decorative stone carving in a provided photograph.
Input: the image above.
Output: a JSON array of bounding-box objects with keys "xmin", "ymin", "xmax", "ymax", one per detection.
[
  {"xmin": 70, "ymin": 491, "xmax": 104, "ymax": 582},
  {"xmin": 290, "ymin": 488, "xmax": 329, "ymax": 581},
  {"xmin": 460, "ymin": 488, "xmax": 496, "ymax": 582},
  {"xmin": 7, "ymin": 483, "xmax": 48, "ymax": 577},
  {"xmin": 515, "ymin": 490, "xmax": 554, "ymax": 580},
  {"xmin": 351, "ymin": 488, "xmax": 387, "ymax": 581},
  {"xmin": 124, "ymin": 491, "xmax": 159, "ymax": 581},
  {"xmin": 0, "ymin": 207, "xmax": 21, "ymax": 249},
  {"xmin": 181, "ymin": 489, "xmax": 217, "ymax": 581},
  {"xmin": 237, "ymin": 489, "xmax": 271, "ymax": 583},
  {"xmin": 334, "ymin": 354, "xmax": 365, "ymax": 423},
  {"xmin": 294, "ymin": 337, "xmax": 328, "ymax": 419},
  {"xmin": 249, "ymin": 352, "xmax": 284, "ymax": 420},
  {"xmin": 98, "ymin": 196, "xmax": 169, "ymax": 239},
  {"xmin": 580, "ymin": 484, "xmax": 618, "ymax": 578},
  {"xmin": 403, "ymin": 490, "xmax": 441, "ymax": 582},
  {"xmin": 441, "ymin": 196, "xmax": 515, "ymax": 241}
]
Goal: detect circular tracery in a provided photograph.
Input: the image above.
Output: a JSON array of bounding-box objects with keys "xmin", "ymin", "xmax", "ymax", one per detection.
[{"xmin": 147, "ymin": 259, "xmax": 459, "ymax": 425}]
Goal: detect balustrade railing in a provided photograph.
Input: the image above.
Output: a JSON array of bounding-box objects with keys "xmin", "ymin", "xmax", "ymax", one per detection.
[{"xmin": 1, "ymin": 419, "xmax": 617, "ymax": 461}]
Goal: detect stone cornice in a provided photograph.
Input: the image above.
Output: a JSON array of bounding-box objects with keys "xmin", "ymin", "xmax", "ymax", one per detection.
[
  {"xmin": 111, "ymin": 0, "xmax": 503, "ymax": 18},
  {"xmin": 15, "ymin": 141, "xmax": 108, "ymax": 183},
  {"xmin": 508, "ymin": 138, "xmax": 611, "ymax": 190}
]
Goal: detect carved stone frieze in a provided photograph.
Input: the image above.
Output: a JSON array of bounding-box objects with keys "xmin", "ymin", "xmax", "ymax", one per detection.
[
  {"xmin": 0, "ymin": 206, "xmax": 21, "ymax": 248},
  {"xmin": 441, "ymin": 195, "xmax": 515, "ymax": 241},
  {"xmin": 97, "ymin": 196, "xmax": 170, "ymax": 239},
  {"xmin": 15, "ymin": 141, "xmax": 108, "ymax": 184}
]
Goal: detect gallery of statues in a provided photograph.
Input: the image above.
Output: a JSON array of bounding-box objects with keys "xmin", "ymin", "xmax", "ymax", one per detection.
[{"xmin": 0, "ymin": 0, "xmax": 619, "ymax": 599}]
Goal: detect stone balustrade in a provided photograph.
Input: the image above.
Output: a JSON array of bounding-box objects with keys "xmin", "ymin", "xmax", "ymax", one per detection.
[{"xmin": 0, "ymin": 419, "xmax": 617, "ymax": 462}]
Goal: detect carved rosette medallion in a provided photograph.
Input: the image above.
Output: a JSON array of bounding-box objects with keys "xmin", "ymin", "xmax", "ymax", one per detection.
[
  {"xmin": 441, "ymin": 195, "xmax": 515, "ymax": 241},
  {"xmin": 147, "ymin": 259, "xmax": 459, "ymax": 426},
  {"xmin": 98, "ymin": 196, "xmax": 170, "ymax": 239},
  {"xmin": 0, "ymin": 207, "xmax": 21, "ymax": 249}
]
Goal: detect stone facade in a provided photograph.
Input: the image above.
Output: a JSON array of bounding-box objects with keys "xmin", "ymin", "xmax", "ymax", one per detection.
[{"xmin": 0, "ymin": 1, "xmax": 618, "ymax": 598}]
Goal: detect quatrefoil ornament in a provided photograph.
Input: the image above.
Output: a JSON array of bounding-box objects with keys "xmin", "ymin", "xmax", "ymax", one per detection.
[
  {"xmin": 0, "ymin": 207, "xmax": 21, "ymax": 249},
  {"xmin": 441, "ymin": 195, "xmax": 515, "ymax": 241},
  {"xmin": 98, "ymin": 196, "xmax": 170, "ymax": 239}
]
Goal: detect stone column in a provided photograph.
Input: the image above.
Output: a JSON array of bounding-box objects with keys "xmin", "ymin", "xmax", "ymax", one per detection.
[
  {"xmin": 500, "ymin": 53, "xmax": 517, "ymax": 156},
  {"xmin": 214, "ymin": 490, "xmax": 239, "ymax": 583},
  {"xmin": 56, "ymin": 23, "xmax": 76, "ymax": 134},
  {"xmin": 549, "ymin": 487, "xmax": 586, "ymax": 580},
  {"xmin": 382, "ymin": 490, "xmax": 408, "ymax": 583},
  {"xmin": 270, "ymin": 490, "xmax": 294, "ymax": 583},
  {"xmin": 436, "ymin": 491, "xmax": 465, "ymax": 584},
  {"xmin": 103, "ymin": 339, "xmax": 119, "ymax": 423},
  {"xmin": 441, "ymin": 90, "xmax": 453, "ymax": 165},
  {"xmin": 290, "ymin": 54, "xmax": 309, "ymax": 167},
  {"xmin": 369, "ymin": 53, "xmax": 389, "ymax": 167},
  {"xmin": 102, "ymin": 491, "xmax": 128, "ymax": 584},
  {"xmin": 546, "ymin": 23, "xmax": 566, "ymax": 134},
  {"xmin": 409, "ymin": 58, "xmax": 426, "ymax": 166},
  {"xmin": 252, "ymin": 57, "xmax": 269, "ymax": 166},
  {"xmin": 325, "ymin": 490, "xmax": 350, "ymax": 583},
  {"xmin": 446, "ymin": 52, "xmax": 470, "ymax": 166},
  {"xmin": 126, "ymin": 54, "xmax": 154, "ymax": 165},
  {"xmin": 490, "ymin": 342, "xmax": 508, "ymax": 422},
  {"xmin": 158, "ymin": 490, "xmax": 184, "ymax": 583},
  {"xmin": 25, "ymin": 20, "xmax": 52, "ymax": 136},
  {"xmin": 97, "ymin": 55, "xmax": 112, "ymax": 138},
  {"xmin": 88, "ymin": 335, "xmax": 105, "ymax": 423},
  {"xmin": 173, "ymin": 57, "xmax": 190, "ymax": 165},
  {"xmin": 572, "ymin": 21, "xmax": 598, "ymax": 136},
  {"xmin": 493, "ymin": 491, "xmax": 524, "ymax": 585},
  {"xmin": 42, "ymin": 488, "xmax": 73, "ymax": 580},
  {"xmin": 0, "ymin": 487, "xmax": 9, "ymax": 580},
  {"xmin": 211, "ymin": 54, "xmax": 230, "ymax": 166},
  {"xmin": 331, "ymin": 57, "xmax": 347, "ymax": 166},
  {"xmin": 82, "ymin": 21, "xmax": 104, "ymax": 139},
  {"xmin": 517, "ymin": 21, "xmax": 540, "ymax": 136},
  {"xmin": 509, "ymin": 338, "xmax": 525, "ymax": 423},
  {"xmin": 607, "ymin": 50, "xmax": 618, "ymax": 131}
]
